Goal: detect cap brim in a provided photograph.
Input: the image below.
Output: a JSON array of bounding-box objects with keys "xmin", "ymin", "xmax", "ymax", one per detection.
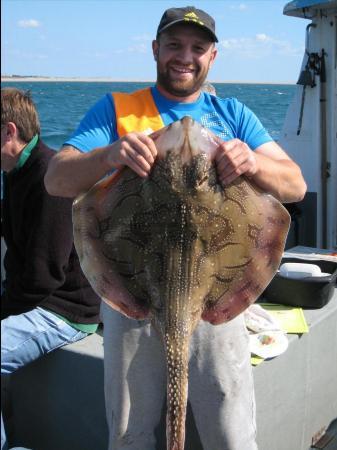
[{"xmin": 158, "ymin": 19, "xmax": 218, "ymax": 42}]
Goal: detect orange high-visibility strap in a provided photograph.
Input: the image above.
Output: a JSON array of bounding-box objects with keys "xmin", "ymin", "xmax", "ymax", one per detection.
[{"xmin": 112, "ymin": 88, "xmax": 165, "ymax": 137}]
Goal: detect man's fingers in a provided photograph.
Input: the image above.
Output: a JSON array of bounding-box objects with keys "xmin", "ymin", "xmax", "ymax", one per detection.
[
  {"xmin": 215, "ymin": 139, "xmax": 257, "ymax": 184},
  {"xmin": 114, "ymin": 132, "xmax": 159, "ymax": 177},
  {"xmin": 217, "ymin": 151, "xmax": 242, "ymax": 172},
  {"xmin": 137, "ymin": 134, "xmax": 158, "ymax": 159},
  {"xmin": 130, "ymin": 133, "xmax": 158, "ymax": 161},
  {"xmin": 120, "ymin": 143, "xmax": 152, "ymax": 175},
  {"xmin": 122, "ymin": 135, "xmax": 154, "ymax": 164},
  {"xmin": 219, "ymin": 162, "xmax": 249, "ymax": 185},
  {"xmin": 215, "ymin": 139, "xmax": 241, "ymax": 162}
]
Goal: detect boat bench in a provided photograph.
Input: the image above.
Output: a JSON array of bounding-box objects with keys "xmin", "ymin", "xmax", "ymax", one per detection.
[{"xmin": 2, "ymin": 291, "xmax": 337, "ymax": 450}]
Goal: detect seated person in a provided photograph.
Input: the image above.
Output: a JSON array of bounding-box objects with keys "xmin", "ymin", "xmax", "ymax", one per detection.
[{"xmin": 1, "ymin": 87, "xmax": 101, "ymax": 450}]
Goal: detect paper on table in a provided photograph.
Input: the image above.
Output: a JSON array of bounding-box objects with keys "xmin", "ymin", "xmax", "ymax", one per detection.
[
  {"xmin": 251, "ymin": 355, "xmax": 264, "ymax": 366},
  {"xmin": 259, "ymin": 303, "xmax": 309, "ymax": 334}
]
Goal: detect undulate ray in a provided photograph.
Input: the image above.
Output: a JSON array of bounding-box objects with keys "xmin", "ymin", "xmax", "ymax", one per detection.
[{"xmin": 73, "ymin": 116, "xmax": 290, "ymax": 450}]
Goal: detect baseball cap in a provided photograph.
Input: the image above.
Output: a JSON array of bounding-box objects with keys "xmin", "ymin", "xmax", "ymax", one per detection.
[{"xmin": 156, "ymin": 6, "xmax": 218, "ymax": 42}]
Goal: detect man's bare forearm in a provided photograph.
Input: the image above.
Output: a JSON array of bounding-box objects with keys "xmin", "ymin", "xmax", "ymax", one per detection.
[
  {"xmin": 252, "ymin": 152, "xmax": 307, "ymax": 204},
  {"xmin": 44, "ymin": 145, "xmax": 113, "ymax": 198},
  {"xmin": 45, "ymin": 132, "xmax": 158, "ymax": 198}
]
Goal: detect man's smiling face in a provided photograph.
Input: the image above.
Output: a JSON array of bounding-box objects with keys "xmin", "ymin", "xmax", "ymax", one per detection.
[{"xmin": 153, "ymin": 23, "xmax": 217, "ymax": 101}]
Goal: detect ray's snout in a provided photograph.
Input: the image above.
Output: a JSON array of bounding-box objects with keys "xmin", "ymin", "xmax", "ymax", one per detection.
[
  {"xmin": 181, "ymin": 115, "xmax": 195, "ymax": 128},
  {"xmin": 168, "ymin": 115, "xmax": 194, "ymax": 131},
  {"xmin": 154, "ymin": 116, "xmax": 218, "ymax": 163}
]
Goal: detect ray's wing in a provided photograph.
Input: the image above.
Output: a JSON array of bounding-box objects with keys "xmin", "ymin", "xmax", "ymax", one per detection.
[
  {"xmin": 72, "ymin": 168, "xmax": 150, "ymax": 320},
  {"xmin": 200, "ymin": 177, "xmax": 290, "ymax": 325}
]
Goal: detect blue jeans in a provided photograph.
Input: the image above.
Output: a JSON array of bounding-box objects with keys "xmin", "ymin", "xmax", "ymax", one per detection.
[{"xmin": 1, "ymin": 307, "xmax": 88, "ymax": 450}]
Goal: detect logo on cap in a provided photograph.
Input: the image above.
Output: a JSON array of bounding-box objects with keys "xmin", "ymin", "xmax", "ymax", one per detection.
[{"xmin": 184, "ymin": 11, "xmax": 205, "ymax": 26}]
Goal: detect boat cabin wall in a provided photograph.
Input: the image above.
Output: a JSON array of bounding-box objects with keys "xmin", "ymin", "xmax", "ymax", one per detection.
[{"xmin": 279, "ymin": 9, "xmax": 337, "ymax": 250}]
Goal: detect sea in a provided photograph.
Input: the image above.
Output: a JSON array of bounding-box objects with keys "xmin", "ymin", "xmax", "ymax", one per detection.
[{"xmin": 1, "ymin": 81, "xmax": 296, "ymax": 149}]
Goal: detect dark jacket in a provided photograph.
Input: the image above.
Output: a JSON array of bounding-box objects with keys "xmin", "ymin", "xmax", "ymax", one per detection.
[{"xmin": 1, "ymin": 139, "xmax": 101, "ymax": 322}]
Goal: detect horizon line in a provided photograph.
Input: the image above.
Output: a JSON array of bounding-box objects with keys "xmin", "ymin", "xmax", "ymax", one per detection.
[{"xmin": 1, "ymin": 76, "xmax": 295, "ymax": 85}]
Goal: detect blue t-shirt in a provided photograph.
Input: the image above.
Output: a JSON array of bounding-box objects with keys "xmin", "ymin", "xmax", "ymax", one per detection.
[{"xmin": 65, "ymin": 86, "xmax": 272, "ymax": 152}]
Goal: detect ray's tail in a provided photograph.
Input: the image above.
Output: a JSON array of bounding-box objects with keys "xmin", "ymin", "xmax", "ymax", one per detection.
[{"xmin": 164, "ymin": 327, "xmax": 191, "ymax": 450}]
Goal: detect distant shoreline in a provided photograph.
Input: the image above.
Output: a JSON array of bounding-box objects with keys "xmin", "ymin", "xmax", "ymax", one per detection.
[
  {"xmin": 1, "ymin": 76, "xmax": 294, "ymax": 85},
  {"xmin": 1, "ymin": 77, "xmax": 154, "ymax": 83}
]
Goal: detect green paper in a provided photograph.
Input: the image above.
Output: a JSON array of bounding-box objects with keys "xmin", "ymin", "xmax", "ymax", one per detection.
[{"xmin": 259, "ymin": 303, "xmax": 309, "ymax": 334}]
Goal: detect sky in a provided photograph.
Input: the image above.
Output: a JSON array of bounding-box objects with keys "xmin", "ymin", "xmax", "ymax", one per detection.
[{"xmin": 1, "ymin": 0, "xmax": 311, "ymax": 83}]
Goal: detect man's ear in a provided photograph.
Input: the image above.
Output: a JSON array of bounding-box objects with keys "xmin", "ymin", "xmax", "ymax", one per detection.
[
  {"xmin": 5, "ymin": 122, "xmax": 17, "ymax": 141},
  {"xmin": 152, "ymin": 40, "xmax": 159, "ymax": 61},
  {"xmin": 209, "ymin": 47, "xmax": 218, "ymax": 67}
]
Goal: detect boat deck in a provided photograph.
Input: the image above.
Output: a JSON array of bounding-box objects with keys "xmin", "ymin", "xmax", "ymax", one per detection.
[{"xmin": 254, "ymin": 290, "xmax": 337, "ymax": 450}]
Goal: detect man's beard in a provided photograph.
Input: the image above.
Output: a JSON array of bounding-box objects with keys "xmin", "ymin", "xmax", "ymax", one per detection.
[{"xmin": 156, "ymin": 62, "xmax": 209, "ymax": 98}]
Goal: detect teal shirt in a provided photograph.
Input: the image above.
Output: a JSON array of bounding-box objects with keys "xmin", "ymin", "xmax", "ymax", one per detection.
[
  {"xmin": 49, "ymin": 312, "xmax": 99, "ymax": 334},
  {"xmin": 14, "ymin": 134, "xmax": 38, "ymax": 170}
]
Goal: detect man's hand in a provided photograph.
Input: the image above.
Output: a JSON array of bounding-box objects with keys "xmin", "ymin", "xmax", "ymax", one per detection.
[
  {"xmin": 107, "ymin": 132, "xmax": 158, "ymax": 177},
  {"xmin": 215, "ymin": 139, "xmax": 257, "ymax": 185}
]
